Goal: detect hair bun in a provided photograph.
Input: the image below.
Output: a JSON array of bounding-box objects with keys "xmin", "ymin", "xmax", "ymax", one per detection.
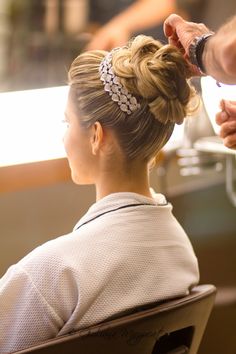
[{"xmin": 112, "ymin": 35, "xmax": 198, "ymax": 125}]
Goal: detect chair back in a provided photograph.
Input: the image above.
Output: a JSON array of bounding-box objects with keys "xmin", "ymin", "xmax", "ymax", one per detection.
[{"xmin": 13, "ymin": 284, "xmax": 216, "ymax": 354}]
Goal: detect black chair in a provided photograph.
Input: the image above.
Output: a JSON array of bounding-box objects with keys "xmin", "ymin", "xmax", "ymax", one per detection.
[{"xmin": 13, "ymin": 284, "xmax": 216, "ymax": 354}]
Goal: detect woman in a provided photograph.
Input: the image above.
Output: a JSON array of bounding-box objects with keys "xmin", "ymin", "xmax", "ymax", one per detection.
[{"xmin": 0, "ymin": 35, "xmax": 199, "ymax": 353}]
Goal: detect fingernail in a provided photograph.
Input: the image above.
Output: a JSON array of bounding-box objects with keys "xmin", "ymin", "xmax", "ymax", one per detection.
[{"xmin": 221, "ymin": 111, "xmax": 228, "ymax": 122}]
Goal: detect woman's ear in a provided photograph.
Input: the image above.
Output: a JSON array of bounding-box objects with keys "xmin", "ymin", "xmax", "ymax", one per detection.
[{"xmin": 90, "ymin": 121, "xmax": 104, "ymax": 155}]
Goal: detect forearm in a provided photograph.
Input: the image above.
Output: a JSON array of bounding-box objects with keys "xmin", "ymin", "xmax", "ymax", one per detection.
[
  {"xmin": 106, "ymin": 0, "xmax": 176, "ymax": 34},
  {"xmin": 202, "ymin": 16, "xmax": 236, "ymax": 84}
]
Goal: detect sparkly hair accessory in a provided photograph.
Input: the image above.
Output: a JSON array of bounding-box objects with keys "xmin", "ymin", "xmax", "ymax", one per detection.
[{"xmin": 99, "ymin": 51, "xmax": 140, "ymax": 115}]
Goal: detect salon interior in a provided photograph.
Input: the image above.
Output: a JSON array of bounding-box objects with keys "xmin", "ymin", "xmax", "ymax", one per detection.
[{"xmin": 0, "ymin": 1, "xmax": 235, "ymax": 353}]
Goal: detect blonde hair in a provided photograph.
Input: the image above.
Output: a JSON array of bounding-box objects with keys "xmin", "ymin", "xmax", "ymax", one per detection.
[{"xmin": 68, "ymin": 35, "xmax": 198, "ymax": 162}]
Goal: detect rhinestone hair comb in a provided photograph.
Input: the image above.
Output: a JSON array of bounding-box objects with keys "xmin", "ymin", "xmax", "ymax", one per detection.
[{"xmin": 99, "ymin": 51, "xmax": 140, "ymax": 115}]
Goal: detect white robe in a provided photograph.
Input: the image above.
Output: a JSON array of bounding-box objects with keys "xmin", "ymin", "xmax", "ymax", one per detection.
[{"xmin": 0, "ymin": 192, "xmax": 199, "ymax": 353}]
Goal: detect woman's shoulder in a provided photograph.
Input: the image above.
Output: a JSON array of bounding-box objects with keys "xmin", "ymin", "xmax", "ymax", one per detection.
[{"xmin": 17, "ymin": 231, "xmax": 80, "ymax": 272}]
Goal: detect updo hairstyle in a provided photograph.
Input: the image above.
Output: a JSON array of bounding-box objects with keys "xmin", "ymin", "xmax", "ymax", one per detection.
[{"xmin": 68, "ymin": 35, "xmax": 198, "ymax": 162}]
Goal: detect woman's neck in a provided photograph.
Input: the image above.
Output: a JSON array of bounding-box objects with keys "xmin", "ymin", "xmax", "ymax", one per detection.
[{"xmin": 95, "ymin": 162, "xmax": 152, "ymax": 201}]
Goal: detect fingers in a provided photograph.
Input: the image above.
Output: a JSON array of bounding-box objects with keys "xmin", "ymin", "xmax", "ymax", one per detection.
[
  {"xmin": 223, "ymin": 100, "xmax": 236, "ymax": 116},
  {"xmin": 163, "ymin": 14, "xmax": 184, "ymax": 37},
  {"xmin": 216, "ymin": 100, "xmax": 236, "ymax": 125},
  {"xmin": 216, "ymin": 110, "xmax": 229, "ymax": 125},
  {"xmin": 218, "ymin": 118, "xmax": 236, "ymax": 149},
  {"xmin": 223, "ymin": 132, "xmax": 236, "ymax": 149},
  {"xmin": 215, "ymin": 99, "xmax": 236, "ymax": 149},
  {"xmin": 219, "ymin": 98, "xmax": 225, "ymax": 110},
  {"xmin": 219, "ymin": 121, "xmax": 236, "ymax": 138}
]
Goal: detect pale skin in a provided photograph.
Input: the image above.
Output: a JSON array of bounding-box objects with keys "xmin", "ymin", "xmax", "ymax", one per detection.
[
  {"xmin": 164, "ymin": 14, "xmax": 236, "ymax": 148},
  {"xmin": 164, "ymin": 14, "xmax": 236, "ymax": 84},
  {"xmin": 216, "ymin": 100, "xmax": 236, "ymax": 149},
  {"xmin": 86, "ymin": 0, "xmax": 176, "ymax": 50},
  {"xmin": 63, "ymin": 91, "xmax": 152, "ymax": 201}
]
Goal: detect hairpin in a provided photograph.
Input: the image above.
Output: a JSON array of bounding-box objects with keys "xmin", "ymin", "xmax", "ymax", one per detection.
[{"xmin": 99, "ymin": 51, "xmax": 140, "ymax": 115}]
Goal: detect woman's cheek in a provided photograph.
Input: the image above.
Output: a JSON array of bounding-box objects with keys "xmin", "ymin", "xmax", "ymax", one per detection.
[{"xmin": 63, "ymin": 129, "xmax": 71, "ymax": 156}]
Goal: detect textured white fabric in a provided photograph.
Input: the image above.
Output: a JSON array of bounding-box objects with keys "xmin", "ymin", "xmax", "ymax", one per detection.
[{"xmin": 0, "ymin": 192, "xmax": 199, "ymax": 353}]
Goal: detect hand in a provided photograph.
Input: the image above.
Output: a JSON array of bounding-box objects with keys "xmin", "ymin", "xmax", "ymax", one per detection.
[
  {"xmin": 163, "ymin": 14, "xmax": 210, "ymax": 76},
  {"xmin": 85, "ymin": 22, "xmax": 131, "ymax": 51},
  {"xmin": 216, "ymin": 100, "xmax": 236, "ymax": 149}
]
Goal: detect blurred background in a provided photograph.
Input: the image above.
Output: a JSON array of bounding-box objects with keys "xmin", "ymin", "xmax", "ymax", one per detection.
[
  {"xmin": 0, "ymin": 0, "xmax": 235, "ymax": 92},
  {"xmin": 0, "ymin": 1, "xmax": 236, "ymax": 353}
]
